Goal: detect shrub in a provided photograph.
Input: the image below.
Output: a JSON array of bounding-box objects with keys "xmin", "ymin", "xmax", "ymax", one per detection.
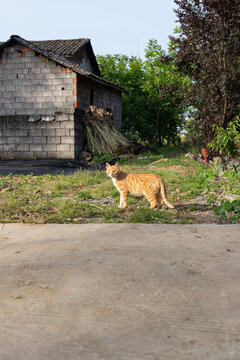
[
  {"xmin": 208, "ymin": 117, "xmax": 240, "ymax": 157},
  {"xmin": 214, "ymin": 199, "xmax": 240, "ymax": 224}
]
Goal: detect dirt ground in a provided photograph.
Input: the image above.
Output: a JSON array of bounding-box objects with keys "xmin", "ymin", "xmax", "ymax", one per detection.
[{"xmin": 0, "ymin": 223, "xmax": 240, "ymax": 360}]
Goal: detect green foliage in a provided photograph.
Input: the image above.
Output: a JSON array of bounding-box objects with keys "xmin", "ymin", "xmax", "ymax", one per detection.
[
  {"xmin": 97, "ymin": 38, "xmax": 190, "ymax": 146},
  {"xmin": 214, "ymin": 199, "xmax": 240, "ymax": 224},
  {"xmin": 174, "ymin": 0, "xmax": 240, "ymax": 148},
  {"xmin": 224, "ymin": 169, "xmax": 240, "ymax": 195},
  {"xmin": 198, "ymin": 169, "xmax": 217, "ymax": 192},
  {"xmin": 208, "ymin": 117, "xmax": 240, "ymax": 157}
]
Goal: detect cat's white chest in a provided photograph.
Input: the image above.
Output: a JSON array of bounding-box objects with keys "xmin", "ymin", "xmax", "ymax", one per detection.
[{"xmin": 112, "ymin": 178, "xmax": 119, "ymax": 191}]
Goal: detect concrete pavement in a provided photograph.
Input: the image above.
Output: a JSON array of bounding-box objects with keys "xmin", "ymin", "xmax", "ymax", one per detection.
[{"xmin": 0, "ymin": 223, "xmax": 240, "ymax": 359}]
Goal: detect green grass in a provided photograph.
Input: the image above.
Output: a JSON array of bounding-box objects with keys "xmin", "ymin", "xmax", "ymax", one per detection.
[{"xmin": 0, "ymin": 146, "xmax": 239, "ymax": 224}]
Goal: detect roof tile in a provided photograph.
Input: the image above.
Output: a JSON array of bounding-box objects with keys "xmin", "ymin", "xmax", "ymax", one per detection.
[{"xmin": 31, "ymin": 39, "xmax": 89, "ymax": 56}]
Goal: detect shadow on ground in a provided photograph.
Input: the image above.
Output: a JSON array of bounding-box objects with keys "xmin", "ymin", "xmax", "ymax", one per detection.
[{"xmin": 0, "ymin": 158, "xmax": 119, "ymax": 175}]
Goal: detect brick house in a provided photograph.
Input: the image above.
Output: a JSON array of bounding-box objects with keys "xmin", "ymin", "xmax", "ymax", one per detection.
[{"xmin": 0, "ymin": 35, "xmax": 127, "ymax": 159}]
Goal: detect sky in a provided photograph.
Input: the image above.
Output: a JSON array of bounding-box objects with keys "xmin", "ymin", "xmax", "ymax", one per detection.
[{"xmin": 1, "ymin": 0, "xmax": 178, "ymax": 58}]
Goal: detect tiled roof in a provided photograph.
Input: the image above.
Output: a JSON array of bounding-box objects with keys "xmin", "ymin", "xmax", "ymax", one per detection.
[
  {"xmin": 31, "ymin": 38, "xmax": 89, "ymax": 56},
  {"xmin": 0, "ymin": 35, "xmax": 128, "ymax": 94}
]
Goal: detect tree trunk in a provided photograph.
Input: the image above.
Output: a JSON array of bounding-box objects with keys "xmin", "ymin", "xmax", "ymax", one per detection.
[{"xmin": 158, "ymin": 135, "xmax": 162, "ymax": 147}]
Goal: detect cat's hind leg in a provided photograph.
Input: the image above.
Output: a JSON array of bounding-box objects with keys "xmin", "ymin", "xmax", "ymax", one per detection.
[
  {"xmin": 144, "ymin": 191, "xmax": 158, "ymax": 209},
  {"xmin": 156, "ymin": 190, "xmax": 164, "ymax": 209}
]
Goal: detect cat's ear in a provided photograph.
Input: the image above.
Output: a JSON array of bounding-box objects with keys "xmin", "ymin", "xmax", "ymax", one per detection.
[
  {"xmin": 106, "ymin": 162, "xmax": 109, "ymax": 169},
  {"xmin": 115, "ymin": 162, "xmax": 120, "ymax": 168}
]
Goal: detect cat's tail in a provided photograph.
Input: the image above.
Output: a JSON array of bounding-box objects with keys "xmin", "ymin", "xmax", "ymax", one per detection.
[{"xmin": 160, "ymin": 179, "xmax": 174, "ymax": 209}]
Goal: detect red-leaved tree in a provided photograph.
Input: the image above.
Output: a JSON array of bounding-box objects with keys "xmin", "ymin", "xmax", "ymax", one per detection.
[{"xmin": 173, "ymin": 0, "xmax": 240, "ymax": 150}]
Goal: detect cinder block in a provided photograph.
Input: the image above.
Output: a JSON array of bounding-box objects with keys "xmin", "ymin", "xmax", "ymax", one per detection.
[
  {"xmin": 15, "ymin": 109, "xmax": 28, "ymax": 115},
  {"xmin": 7, "ymin": 136, "xmax": 20, "ymax": 144},
  {"xmin": 41, "ymin": 102, "xmax": 54, "ymax": 109},
  {"xmin": 45, "ymin": 121, "xmax": 61, "ymax": 129},
  {"xmin": 6, "ymin": 75, "xmax": 16, "ymax": 81},
  {"xmin": 34, "ymin": 97, "xmax": 45, "ymax": 103},
  {"xmin": 42, "ymin": 91, "xmax": 53, "ymax": 97},
  {"xmin": 56, "ymin": 129, "xmax": 70, "ymax": 136},
  {"xmin": 32, "ymin": 151, "xmax": 47, "ymax": 158},
  {"xmin": 60, "ymin": 151, "xmax": 75, "ymax": 159},
  {"xmin": 44, "ymin": 144, "xmax": 57, "ymax": 152},
  {"xmin": 56, "ymin": 107, "xmax": 75, "ymax": 114},
  {"xmin": 23, "ymin": 102, "xmax": 33, "ymax": 109},
  {"xmin": 55, "ymin": 98, "xmax": 66, "ymax": 104},
  {"xmin": 60, "ymin": 137, "xmax": 74, "ymax": 144},
  {"xmin": 15, "ymin": 129, "xmax": 29, "ymax": 136},
  {"xmin": 17, "ymin": 144, "xmax": 30, "ymax": 151},
  {"xmin": 42, "ymin": 129, "xmax": 56, "ymax": 137},
  {"xmin": 52, "ymin": 79, "xmax": 63, "ymax": 85},
  {"xmin": 3, "ymin": 129, "xmax": 16, "ymax": 136},
  {"xmin": 29, "ymin": 129, "xmax": 43, "ymax": 136},
  {"xmin": 6, "ymin": 152, "xmax": 19, "ymax": 159},
  {"xmin": 47, "ymin": 74, "xmax": 56, "ymax": 79},
  {"xmin": 38, "ymin": 122, "xmax": 48, "ymax": 129},
  {"xmin": 39, "ymin": 108, "xmax": 55, "ymax": 116},
  {"xmin": 60, "ymin": 121, "xmax": 74, "ymax": 129},
  {"xmin": 47, "ymin": 136, "xmax": 61, "ymax": 144},
  {"xmin": 14, "ymin": 103, "xmax": 23, "ymax": 109},
  {"xmin": 31, "ymin": 68, "xmax": 40, "ymax": 74},
  {"xmin": 32, "ymin": 103, "xmax": 43, "ymax": 109},
  {"xmin": 30, "ymin": 144, "xmax": 43, "ymax": 151},
  {"xmin": 56, "ymin": 144, "xmax": 70, "ymax": 151},
  {"xmin": 22, "ymin": 79, "xmax": 32, "ymax": 86},
  {"xmin": 47, "ymin": 151, "xmax": 61, "ymax": 158},
  {"xmin": 65, "ymin": 78, "xmax": 76, "ymax": 85},
  {"xmin": 6, "ymin": 121, "xmax": 20, "ymax": 129},
  {"xmin": 20, "ymin": 137, "xmax": 33, "ymax": 144},
  {"xmin": 3, "ymin": 144, "xmax": 16, "ymax": 151},
  {"xmin": 55, "ymin": 113, "xmax": 68, "ymax": 121},
  {"xmin": 34, "ymin": 136, "xmax": 47, "ymax": 144},
  {"xmin": 53, "ymin": 91, "xmax": 65, "ymax": 97},
  {"xmin": 20, "ymin": 151, "xmax": 34, "ymax": 158}
]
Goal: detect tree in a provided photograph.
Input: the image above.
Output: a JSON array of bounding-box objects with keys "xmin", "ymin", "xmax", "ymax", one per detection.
[
  {"xmin": 96, "ymin": 54, "xmax": 153, "ymax": 140},
  {"xmin": 173, "ymin": 0, "xmax": 240, "ymax": 150},
  {"xmin": 97, "ymin": 40, "xmax": 190, "ymax": 146},
  {"xmin": 143, "ymin": 39, "xmax": 190, "ymax": 145}
]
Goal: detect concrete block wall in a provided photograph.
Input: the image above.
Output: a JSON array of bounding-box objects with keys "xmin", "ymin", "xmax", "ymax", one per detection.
[
  {"xmin": 0, "ymin": 42, "xmax": 80, "ymax": 159},
  {"xmin": 0, "ymin": 43, "xmax": 77, "ymax": 116},
  {"xmin": 77, "ymin": 76, "xmax": 122, "ymax": 129},
  {"xmin": 0, "ymin": 114, "xmax": 75, "ymax": 159}
]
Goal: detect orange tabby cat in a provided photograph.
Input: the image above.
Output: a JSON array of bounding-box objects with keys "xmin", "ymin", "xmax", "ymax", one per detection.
[{"xmin": 106, "ymin": 162, "xmax": 174, "ymax": 210}]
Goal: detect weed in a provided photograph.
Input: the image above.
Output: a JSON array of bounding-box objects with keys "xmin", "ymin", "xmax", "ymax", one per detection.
[
  {"xmin": 214, "ymin": 199, "xmax": 240, "ymax": 223},
  {"xmin": 128, "ymin": 208, "xmax": 173, "ymax": 223},
  {"xmin": 208, "ymin": 116, "xmax": 240, "ymax": 157}
]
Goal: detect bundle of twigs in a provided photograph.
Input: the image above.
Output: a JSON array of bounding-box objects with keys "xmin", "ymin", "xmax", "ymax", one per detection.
[{"xmin": 83, "ymin": 106, "xmax": 130, "ymax": 155}]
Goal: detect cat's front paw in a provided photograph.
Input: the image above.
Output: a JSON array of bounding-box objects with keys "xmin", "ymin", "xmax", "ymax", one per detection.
[{"xmin": 118, "ymin": 204, "xmax": 127, "ymax": 209}]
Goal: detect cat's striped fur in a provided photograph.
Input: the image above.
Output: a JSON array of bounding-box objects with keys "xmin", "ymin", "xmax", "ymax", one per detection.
[{"xmin": 106, "ymin": 162, "xmax": 174, "ymax": 210}]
